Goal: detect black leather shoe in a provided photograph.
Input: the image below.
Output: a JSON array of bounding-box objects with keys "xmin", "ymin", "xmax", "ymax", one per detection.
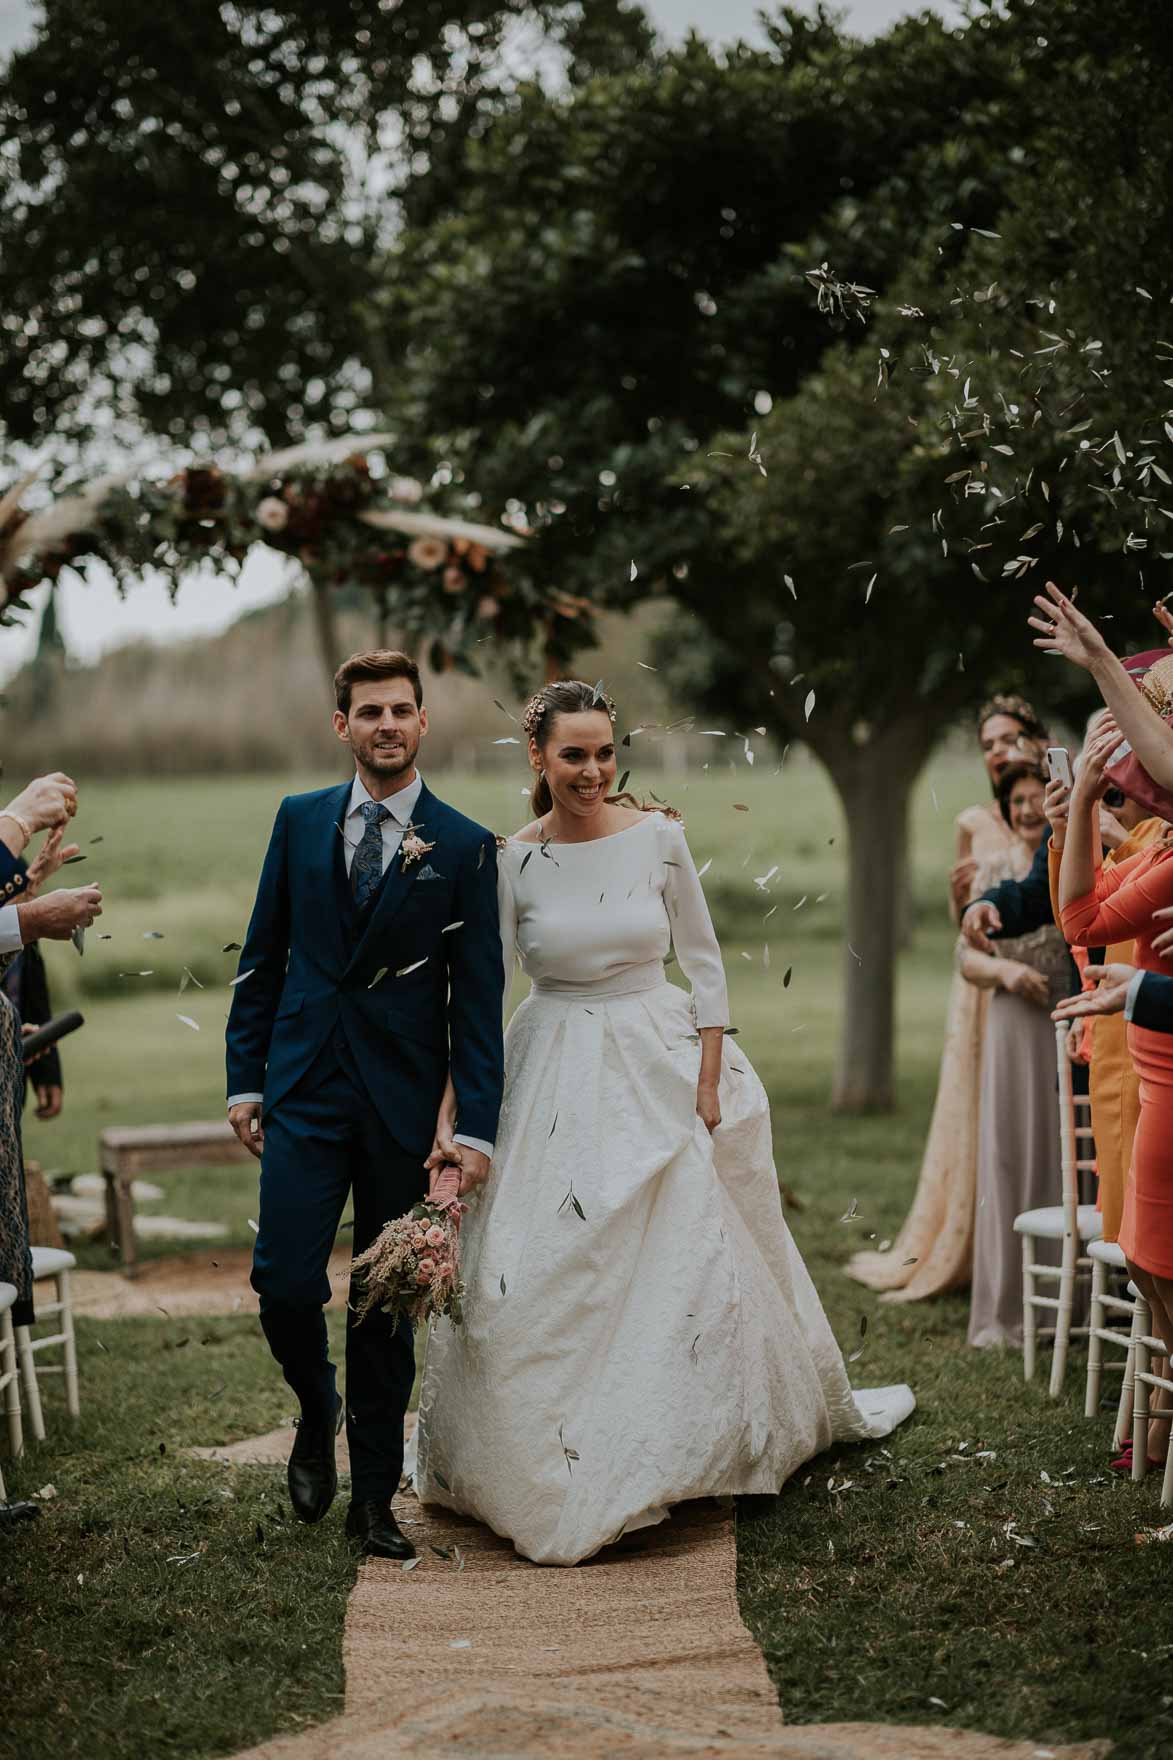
[
  {"xmin": 345, "ymin": 1499, "xmax": 416, "ymax": 1560},
  {"xmin": 287, "ymin": 1393, "xmax": 343, "ymax": 1524}
]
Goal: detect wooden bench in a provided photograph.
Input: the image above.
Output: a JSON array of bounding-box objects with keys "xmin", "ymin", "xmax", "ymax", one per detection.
[{"xmin": 98, "ymin": 1122, "xmax": 255, "ymax": 1278}]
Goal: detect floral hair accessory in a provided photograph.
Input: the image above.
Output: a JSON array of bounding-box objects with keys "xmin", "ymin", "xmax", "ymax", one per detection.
[{"xmin": 521, "ymin": 682, "xmax": 618, "ymax": 740}]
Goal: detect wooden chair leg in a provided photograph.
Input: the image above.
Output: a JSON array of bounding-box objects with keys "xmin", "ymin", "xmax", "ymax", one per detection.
[
  {"xmin": 1116, "ymin": 1334, "xmax": 1136, "ymax": 1452},
  {"xmin": 1133, "ymin": 1298, "xmax": 1152, "ymax": 1484},
  {"xmin": 115, "ymin": 1175, "xmax": 138, "ymax": 1277},
  {"xmin": 1, "ymin": 1310, "xmax": 21, "ymax": 1459},
  {"xmin": 1022, "ymin": 1234, "xmax": 1037, "ymax": 1383},
  {"xmin": 14, "ymin": 1324, "xmax": 44, "ymax": 1443},
  {"xmin": 1085, "ymin": 1260, "xmax": 1106, "ymax": 1419}
]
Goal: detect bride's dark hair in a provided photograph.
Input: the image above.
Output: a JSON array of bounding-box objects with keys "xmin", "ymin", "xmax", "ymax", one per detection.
[{"xmin": 522, "ymin": 680, "xmax": 679, "ymax": 821}]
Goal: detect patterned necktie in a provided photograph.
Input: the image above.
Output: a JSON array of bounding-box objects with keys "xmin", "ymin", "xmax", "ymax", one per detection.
[{"xmin": 351, "ymin": 801, "xmax": 390, "ymax": 911}]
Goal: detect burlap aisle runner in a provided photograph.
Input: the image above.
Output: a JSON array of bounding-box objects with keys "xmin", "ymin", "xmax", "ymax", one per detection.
[{"xmin": 216, "ymin": 1460, "xmax": 1108, "ymax": 1760}]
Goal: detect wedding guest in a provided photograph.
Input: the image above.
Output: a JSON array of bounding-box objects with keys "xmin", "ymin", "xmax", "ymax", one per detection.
[
  {"xmin": 1031, "ymin": 584, "xmax": 1173, "ymax": 794},
  {"xmin": 1044, "ymin": 765, "xmax": 1164, "ymax": 1243},
  {"xmin": 961, "ymin": 763, "xmax": 1075, "ymax": 1349},
  {"xmin": 2, "ymin": 943, "xmax": 64, "ymax": 1119},
  {"xmin": 0, "ymin": 777, "xmax": 101, "ymax": 1326},
  {"xmin": 1058, "ymin": 725, "xmax": 1173, "ymax": 1468},
  {"xmin": 848, "ymin": 695, "xmax": 1047, "ymax": 1300}
]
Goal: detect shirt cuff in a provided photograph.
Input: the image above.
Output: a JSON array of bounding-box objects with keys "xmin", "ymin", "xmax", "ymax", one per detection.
[
  {"xmin": 227, "ymin": 1092, "xmax": 264, "ymax": 1108},
  {"xmin": 0, "ymin": 904, "xmax": 24, "ymax": 955},
  {"xmin": 454, "ymin": 1133, "xmax": 494, "ymax": 1161},
  {"xmin": 1123, "ymin": 970, "xmax": 1146, "ymax": 1024}
]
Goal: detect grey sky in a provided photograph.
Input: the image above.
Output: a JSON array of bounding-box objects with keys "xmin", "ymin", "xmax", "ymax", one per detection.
[{"xmin": 0, "ymin": 0, "xmax": 963, "ymax": 676}]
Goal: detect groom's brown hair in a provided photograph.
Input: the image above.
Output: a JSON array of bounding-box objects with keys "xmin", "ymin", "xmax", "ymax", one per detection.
[{"xmin": 334, "ymin": 650, "xmax": 423, "ymax": 714}]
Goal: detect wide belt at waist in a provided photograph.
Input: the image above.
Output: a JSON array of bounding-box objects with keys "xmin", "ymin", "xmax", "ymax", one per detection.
[{"xmin": 529, "ymin": 960, "xmax": 668, "ymax": 1002}]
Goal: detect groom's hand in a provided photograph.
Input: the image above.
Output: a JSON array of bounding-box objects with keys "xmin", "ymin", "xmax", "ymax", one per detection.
[
  {"xmin": 229, "ymin": 1100, "xmax": 264, "ymax": 1160},
  {"xmin": 454, "ymin": 1147, "xmax": 491, "ymax": 1197}
]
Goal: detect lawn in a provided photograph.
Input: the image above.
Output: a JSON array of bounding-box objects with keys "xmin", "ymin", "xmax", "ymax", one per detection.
[{"xmin": 3, "ymin": 754, "xmax": 1168, "ymax": 1760}]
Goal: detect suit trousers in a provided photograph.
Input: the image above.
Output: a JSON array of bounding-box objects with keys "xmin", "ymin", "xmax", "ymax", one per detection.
[{"xmin": 251, "ymin": 1026, "xmax": 427, "ymax": 1503}]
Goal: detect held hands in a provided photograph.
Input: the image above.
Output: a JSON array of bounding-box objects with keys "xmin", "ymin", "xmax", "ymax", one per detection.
[
  {"xmin": 961, "ymin": 900, "xmax": 1002, "ymax": 954},
  {"xmin": 424, "ymin": 1133, "xmax": 491, "ymax": 1200},
  {"xmin": 999, "ymin": 960, "xmax": 1051, "ymax": 1008},
  {"xmin": 1051, "ymin": 964, "xmax": 1138, "ymax": 1023},
  {"xmin": 228, "ymin": 1100, "xmax": 264, "ymax": 1160}
]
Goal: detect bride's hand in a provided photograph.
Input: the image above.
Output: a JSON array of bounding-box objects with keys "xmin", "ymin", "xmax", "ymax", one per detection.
[{"xmin": 696, "ymin": 1077, "xmax": 721, "ymax": 1135}]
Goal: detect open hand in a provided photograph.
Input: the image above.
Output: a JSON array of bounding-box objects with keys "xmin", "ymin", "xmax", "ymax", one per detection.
[
  {"xmin": 1052, "ymin": 963, "xmax": 1137, "ymax": 1022},
  {"xmin": 23, "ymin": 826, "xmax": 82, "ymax": 898},
  {"xmin": 961, "ymin": 899, "xmax": 1002, "ymax": 953},
  {"xmin": 1029, "ymin": 582, "xmax": 1112, "ymax": 672},
  {"xmin": 1151, "ymin": 905, "xmax": 1173, "ymax": 960}
]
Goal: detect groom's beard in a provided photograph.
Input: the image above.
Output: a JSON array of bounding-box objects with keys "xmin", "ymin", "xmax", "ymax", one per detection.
[{"xmin": 354, "ymin": 728, "xmax": 420, "ymax": 780}]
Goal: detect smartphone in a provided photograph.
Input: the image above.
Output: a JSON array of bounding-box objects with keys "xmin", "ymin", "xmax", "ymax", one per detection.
[{"xmin": 1045, "ymin": 746, "xmax": 1073, "ymax": 789}]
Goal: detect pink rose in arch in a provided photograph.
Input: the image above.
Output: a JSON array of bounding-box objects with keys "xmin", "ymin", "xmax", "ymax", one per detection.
[{"xmin": 425, "ymin": 1225, "xmax": 446, "ymax": 1248}]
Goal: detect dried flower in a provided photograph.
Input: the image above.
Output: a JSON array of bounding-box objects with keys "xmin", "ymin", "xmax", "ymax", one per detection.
[
  {"xmin": 408, "ymin": 535, "xmax": 448, "ymax": 570},
  {"xmin": 256, "ymin": 496, "xmax": 289, "ymax": 533}
]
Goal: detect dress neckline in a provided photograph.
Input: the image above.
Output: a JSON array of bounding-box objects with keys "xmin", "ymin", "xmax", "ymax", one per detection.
[{"xmin": 508, "ymin": 814, "xmax": 660, "ymax": 851}]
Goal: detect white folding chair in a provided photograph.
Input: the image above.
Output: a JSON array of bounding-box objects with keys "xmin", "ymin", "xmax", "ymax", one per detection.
[
  {"xmin": 1130, "ymin": 1292, "xmax": 1173, "ymax": 1507},
  {"xmin": 14, "ymin": 1245, "xmax": 79, "ymax": 1442},
  {"xmin": 1085, "ymin": 1237, "xmax": 1140, "ymax": 1444},
  {"xmin": 1014, "ymin": 1022, "xmax": 1102, "ymax": 1395},
  {"xmin": 0, "ymin": 1281, "xmax": 21, "ymax": 1499}
]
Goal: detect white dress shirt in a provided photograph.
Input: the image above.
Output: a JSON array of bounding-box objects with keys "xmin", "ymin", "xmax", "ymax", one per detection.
[
  {"xmin": 0, "ymin": 904, "xmax": 23, "ymax": 956},
  {"xmin": 229, "ymin": 770, "xmax": 493, "ymax": 1161}
]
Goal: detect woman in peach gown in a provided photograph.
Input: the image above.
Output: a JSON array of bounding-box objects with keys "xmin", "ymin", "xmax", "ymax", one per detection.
[{"xmin": 848, "ymin": 695, "xmax": 1047, "ymax": 1301}]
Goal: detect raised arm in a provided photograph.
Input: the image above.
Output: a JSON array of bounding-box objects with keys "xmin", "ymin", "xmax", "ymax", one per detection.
[
  {"xmin": 1031, "ymin": 581, "xmax": 1173, "ymax": 790},
  {"xmin": 226, "ymin": 798, "xmax": 291, "ymax": 1102}
]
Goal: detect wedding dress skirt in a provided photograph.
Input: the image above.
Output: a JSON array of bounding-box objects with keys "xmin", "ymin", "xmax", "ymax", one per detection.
[{"xmin": 415, "ymin": 965, "xmax": 914, "ymax": 1566}]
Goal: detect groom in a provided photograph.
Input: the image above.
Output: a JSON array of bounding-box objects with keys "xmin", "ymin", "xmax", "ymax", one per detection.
[{"xmin": 226, "ymin": 650, "xmax": 504, "ymax": 1558}]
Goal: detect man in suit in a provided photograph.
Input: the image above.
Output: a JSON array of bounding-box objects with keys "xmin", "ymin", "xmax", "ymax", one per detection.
[
  {"xmin": 1053, "ymin": 959, "xmax": 1173, "ymax": 1034},
  {"xmin": 226, "ymin": 651, "xmax": 504, "ymax": 1559}
]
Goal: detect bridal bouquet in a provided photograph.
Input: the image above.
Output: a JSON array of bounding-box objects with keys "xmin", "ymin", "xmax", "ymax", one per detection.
[{"xmin": 350, "ymin": 1193, "xmax": 465, "ymax": 1328}]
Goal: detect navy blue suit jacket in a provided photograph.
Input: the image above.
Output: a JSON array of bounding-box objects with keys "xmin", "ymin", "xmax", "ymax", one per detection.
[
  {"xmin": 225, "ymin": 778, "xmax": 505, "ymax": 1156},
  {"xmin": 965, "ymin": 826, "xmax": 1081, "ymax": 987},
  {"xmin": 1133, "ymin": 973, "xmax": 1173, "ymax": 1034},
  {"xmin": 0, "ymin": 841, "xmax": 28, "ymax": 908}
]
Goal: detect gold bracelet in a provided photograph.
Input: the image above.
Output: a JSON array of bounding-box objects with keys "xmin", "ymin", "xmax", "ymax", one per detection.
[{"xmin": 0, "ymin": 809, "xmax": 32, "ymax": 845}]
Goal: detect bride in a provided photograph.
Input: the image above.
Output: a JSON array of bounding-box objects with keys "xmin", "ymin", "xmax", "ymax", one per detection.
[{"xmin": 414, "ymin": 679, "xmax": 914, "ymax": 1565}]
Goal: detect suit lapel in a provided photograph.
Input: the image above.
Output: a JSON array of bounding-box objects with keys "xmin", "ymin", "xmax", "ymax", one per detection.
[
  {"xmin": 317, "ymin": 781, "xmax": 356, "ymax": 965},
  {"xmin": 344, "ymin": 779, "xmax": 439, "ymax": 976}
]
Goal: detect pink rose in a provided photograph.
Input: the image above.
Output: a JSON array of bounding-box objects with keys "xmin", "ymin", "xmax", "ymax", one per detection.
[
  {"xmin": 256, "ymin": 496, "xmax": 289, "ymax": 533},
  {"xmin": 412, "ymin": 1232, "xmax": 427, "ymax": 1251},
  {"xmin": 442, "ymin": 563, "xmax": 467, "ymax": 594},
  {"xmin": 425, "ymin": 1224, "xmax": 446, "ymax": 1248},
  {"xmin": 416, "ymin": 1257, "xmax": 436, "ymax": 1283}
]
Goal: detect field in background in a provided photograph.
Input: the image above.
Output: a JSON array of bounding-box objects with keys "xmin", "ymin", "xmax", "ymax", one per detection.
[
  {"xmin": 7, "ymin": 751, "xmax": 1172, "ymax": 1760},
  {"xmin": 27, "ymin": 748, "xmax": 975, "ymax": 1238}
]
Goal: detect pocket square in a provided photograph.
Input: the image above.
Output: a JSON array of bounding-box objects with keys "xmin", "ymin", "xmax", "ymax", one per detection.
[{"xmin": 414, "ymin": 864, "xmax": 444, "ymax": 882}]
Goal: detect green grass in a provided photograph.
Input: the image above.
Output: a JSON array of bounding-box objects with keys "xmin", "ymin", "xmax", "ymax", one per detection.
[{"xmin": 4, "ymin": 757, "xmax": 1169, "ymax": 1758}]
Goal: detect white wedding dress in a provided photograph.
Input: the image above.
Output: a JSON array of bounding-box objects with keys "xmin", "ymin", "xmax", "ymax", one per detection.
[{"xmin": 413, "ymin": 811, "xmax": 914, "ymax": 1564}]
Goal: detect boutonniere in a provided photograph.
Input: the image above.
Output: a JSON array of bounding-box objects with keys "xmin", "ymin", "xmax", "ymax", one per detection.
[{"xmin": 400, "ymin": 822, "xmax": 436, "ymax": 871}]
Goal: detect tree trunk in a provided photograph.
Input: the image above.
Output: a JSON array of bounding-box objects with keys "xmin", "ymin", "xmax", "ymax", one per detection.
[
  {"xmin": 310, "ymin": 575, "xmax": 342, "ymax": 693},
  {"xmin": 822, "ymin": 735, "xmax": 925, "ymax": 1113}
]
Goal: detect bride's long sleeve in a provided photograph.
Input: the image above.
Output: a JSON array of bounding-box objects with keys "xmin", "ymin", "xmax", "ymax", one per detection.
[
  {"xmin": 662, "ymin": 819, "xmax": 730, "ymax": 1029},
  {"xmin": 497, "ymin": 852, "xmax": 519, "ymax": 1008}
]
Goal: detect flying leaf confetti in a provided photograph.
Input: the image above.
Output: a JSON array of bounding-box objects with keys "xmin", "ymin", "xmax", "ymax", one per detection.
[{"xmin": 804, "ymin": 691, "xmax": 815, "ymax": 722}]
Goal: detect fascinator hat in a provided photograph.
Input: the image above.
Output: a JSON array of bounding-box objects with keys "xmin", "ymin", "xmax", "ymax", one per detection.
[{"xmin": 1104, "ymin": 647, "xmax": 1173, "ymax": 822}]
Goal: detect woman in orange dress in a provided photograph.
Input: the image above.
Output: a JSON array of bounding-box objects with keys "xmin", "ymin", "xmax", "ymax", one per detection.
[
  {"xmin": 1058, "ymin": 725, "xmax": 1173, "ymax": 1378},
  {"xmin": 848, "ymin": 695, "xmax": 1048, "ymax": 1299}
]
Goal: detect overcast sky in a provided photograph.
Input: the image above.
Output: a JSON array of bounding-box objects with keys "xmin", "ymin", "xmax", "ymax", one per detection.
[{"xmin": 0, "ymin": 0, "xmax": 963, "ymax": 677}]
